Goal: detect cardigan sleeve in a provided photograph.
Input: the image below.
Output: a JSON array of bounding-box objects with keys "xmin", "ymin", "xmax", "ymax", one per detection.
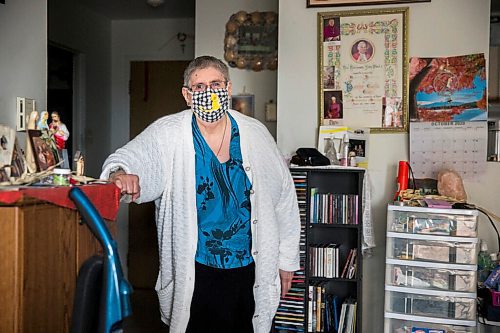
[
  {"xmin": 256, "ymin": 125, "xmax": 301, "ymax": 272},
  {"xmin": 100, "ymin": 120, "xmax": 170, "ymax": 203},
  {"xmin": 274, "ymin": 162, "xmax": 301, "ymax": 272}
]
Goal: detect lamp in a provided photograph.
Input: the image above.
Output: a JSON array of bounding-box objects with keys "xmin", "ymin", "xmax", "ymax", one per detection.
[{"xmin": 146, "ymin": 0, "xmax": 164, "ymax": 8}]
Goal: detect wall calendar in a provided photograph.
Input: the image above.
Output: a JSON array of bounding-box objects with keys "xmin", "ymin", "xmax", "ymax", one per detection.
[{"xmin": 409, "ymin": 121, "xmax": 487, "ymax": 180}]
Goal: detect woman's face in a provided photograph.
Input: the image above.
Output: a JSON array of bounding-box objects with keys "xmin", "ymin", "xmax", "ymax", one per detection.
[{"xmin": 181, "ymin": 67, "xmax": 232, "ymax": 107}]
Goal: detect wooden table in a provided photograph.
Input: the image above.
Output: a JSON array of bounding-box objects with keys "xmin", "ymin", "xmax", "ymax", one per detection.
[{"xmin": 0, "ymin": 184, "xmax": 119, "ymax": 333}]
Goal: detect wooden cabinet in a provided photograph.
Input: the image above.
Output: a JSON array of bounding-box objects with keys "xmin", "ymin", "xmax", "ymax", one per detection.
[{"xmin": 0, "ymin": 201, "xmax": 103, "ymax": 333}]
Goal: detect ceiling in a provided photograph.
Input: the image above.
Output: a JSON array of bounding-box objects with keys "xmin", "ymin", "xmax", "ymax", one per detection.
[{"xmin": 73, "ymin": 0, "xmax": 195, "ymax": 20}]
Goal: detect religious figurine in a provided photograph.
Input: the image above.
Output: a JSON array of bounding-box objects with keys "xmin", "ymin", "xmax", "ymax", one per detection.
[
  {"xmin": 25, "ymin": 110, "xmax": 39, "ymax": 173},
  {"xmin": 37, "ymin": 111, "xmax": 49, "ymax": 131},
  {"xmin": 49, "ymin": 111, "xmax": 70, "ymax": 150},
  {"xmin": 74, "ymin": 151, "xmax": 85, "ymax": 176}
]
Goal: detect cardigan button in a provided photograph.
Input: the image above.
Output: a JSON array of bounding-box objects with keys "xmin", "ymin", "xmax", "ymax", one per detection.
[
  {"xmin": 245, "ymin": 166, "xmax": 251, "ymax": 171},
  {"xmin": 250, "ymin": 189, "xmax": 255, "ymax": 194},
  {"xmin": 252, "ymin": 219, "xmax": 258, "ymax": 224},
  {"xmin": 253, "ymin": 314, "xmax": 259, "ymax": 318},
  {"xmin": 253, "ymin": 251, "xmax": 259, "ymax": 255}
]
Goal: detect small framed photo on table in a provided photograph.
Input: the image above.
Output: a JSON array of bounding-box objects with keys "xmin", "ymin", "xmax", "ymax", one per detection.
[
  {"xmin": 231, "ymin": 94, "xmax": 255, "ymax": 117},
  {"xmin": 28, "ymin": 130, "xmax": 58, "ymax": 172}
]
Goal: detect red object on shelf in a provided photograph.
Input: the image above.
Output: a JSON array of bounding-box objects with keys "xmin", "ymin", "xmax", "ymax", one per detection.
[
  {"xmin": 0, "ymin": 183, "xmax": 121, "ymax": 221},
  {"xmin": 394, "ymin": 161, "xmax": 409, "ymax": 200},
  {"xmin": 492, "ymin": 290, "xmax": 500, "ymax": 307}
]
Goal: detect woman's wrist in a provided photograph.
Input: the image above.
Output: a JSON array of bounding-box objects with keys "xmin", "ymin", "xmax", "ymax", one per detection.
[{"xmin": 109, "ymin": 167, "xmax": 125, "ymax": 180}]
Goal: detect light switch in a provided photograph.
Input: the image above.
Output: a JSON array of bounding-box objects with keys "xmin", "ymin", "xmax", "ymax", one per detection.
[{"xmin": 265, "ymin": 100, "xmax": 277, "ymax": 122}]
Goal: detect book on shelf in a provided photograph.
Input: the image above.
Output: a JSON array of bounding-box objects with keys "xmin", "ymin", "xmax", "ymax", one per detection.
[
  {"xmin": 315, "ymin": 286, "xmax": 322, "ymax": 332},
  {"xmin": 309, "ymin": 244, "xmax": 340, "ymax": 278},
  {"xmin": 340, "ymin": 248, "xmax": 357, "ymax": 279},
  {"xmin": 337, "ymin": 298, "xmax": 357, "ymax": 333},
  {"xmin": 307, "ymin": 286, "xmax": 314, "ymax": 332},
  {"xmin": 337, "ymin": 303, "xmax": 347, "ymax": 333},
  {"xmin": 309, "ymin": 188, "xmax": 359, "ymax": 225}
]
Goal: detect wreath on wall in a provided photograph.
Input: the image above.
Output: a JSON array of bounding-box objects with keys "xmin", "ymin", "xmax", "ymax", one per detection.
[{"xmin": 224, "ymin": 11, "xmax": 278, "ymax": 71}]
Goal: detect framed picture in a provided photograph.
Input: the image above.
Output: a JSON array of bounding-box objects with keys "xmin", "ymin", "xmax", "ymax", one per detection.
[
  {"xmin": 318, "ymin": 7, "xmax": 409, "ymax": 132},
  {"xmin": 0, "ymin": 124, "xmax": 16, "ymax": 167},
  {"xmin": 10, "ymin": 138, "xmax": 26, "ymax": 177},
  {"xmin": 28, "ymin": 130, "xmax": 58, "ymax": 172},
  {"xmin": 409, "ymin": 54, "xmax": 487, "ymax": 122},
  {"xmin": 322, "ymin": 90, "xmax": 344, "ymax": 125},
  {"xmin": 224, "ymin": 11, "xmax": 278, "ymax": 71},
  {"xmin": 231, "ymin": 94, "xmax": 255, "ymax": 117},
  {"xmin": 308, "ymin": 0, "xmax": 429, "ymax": 7}
]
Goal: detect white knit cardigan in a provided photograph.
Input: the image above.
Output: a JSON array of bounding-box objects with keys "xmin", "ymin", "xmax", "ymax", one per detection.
[{"xmin": 101, "ymin": 110, "xmax": 301, "ymax": 333}]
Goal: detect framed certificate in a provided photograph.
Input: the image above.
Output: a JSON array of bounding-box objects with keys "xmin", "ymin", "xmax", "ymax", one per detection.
[{"xmin": 318, "ymin": 7, "xmax": 409, "ymax": 132}]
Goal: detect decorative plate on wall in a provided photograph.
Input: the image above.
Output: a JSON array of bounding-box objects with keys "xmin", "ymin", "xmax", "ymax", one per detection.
[{"xmin": 224, "ymin": 11, "xmax": 278, "ymax": 71}]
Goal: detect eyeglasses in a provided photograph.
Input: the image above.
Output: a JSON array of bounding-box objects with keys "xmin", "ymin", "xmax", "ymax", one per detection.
[{"xmin": 186, "ymin": 80, "xmax": 227, "ymax": 92}]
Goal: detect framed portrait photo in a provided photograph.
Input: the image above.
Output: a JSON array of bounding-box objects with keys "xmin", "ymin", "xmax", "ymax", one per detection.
[
  {"xmin": 307, "ymin": 0, "xmax": 430, "ymax": 8},
  {"xmin": 231, "ymin": 94, "xmax": 255, "ymax": 117},
  {"xmin": 28, "ymin": 130, "xmax": 58, "ymax": 172},
  {"xmin": 318, "ymin": 7, "xmax": 409, "ymax": 132}
]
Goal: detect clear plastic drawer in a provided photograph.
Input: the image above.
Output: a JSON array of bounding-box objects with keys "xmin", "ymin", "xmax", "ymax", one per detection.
[
  {"xmin": 386, "ymin": 234, "xmax": 478, "ymax": 265},
  {"xmin": 387, "ymin": 206, "xmax": 478, "ymax": 237},
  {"xmin": 386, "ymin": 259, "xmax": 477, "ymax": 292},
  {"xmin": 385, "ymin": 289, "xmax": 476, "ymax": 321},
  {"xmin": 384, "ymin": 317, "xmax": 476, "ymax": 333}
]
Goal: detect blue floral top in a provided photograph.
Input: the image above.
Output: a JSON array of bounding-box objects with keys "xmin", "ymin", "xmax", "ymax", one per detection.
[{"xmin": 192, "ymin": 113, "xmax": 253, "ymax": 269}]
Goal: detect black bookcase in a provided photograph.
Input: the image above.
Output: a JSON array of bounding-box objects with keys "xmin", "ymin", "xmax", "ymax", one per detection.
[{"xmin": 273, "ymin": 167, "xmax": 364, "ymax": 333}]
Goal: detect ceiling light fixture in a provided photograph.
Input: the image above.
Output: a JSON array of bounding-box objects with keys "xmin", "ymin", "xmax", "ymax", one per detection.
[{"xmin": 146, "ymin": 0, "xmax": 164, "ymax": 8}]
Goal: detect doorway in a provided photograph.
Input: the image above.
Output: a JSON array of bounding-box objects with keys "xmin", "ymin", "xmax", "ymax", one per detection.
[
  {"xmin": 128, "ymin": 60, "xmax": 190, "ymax": 287},
  {"xmin": 47, "ymin": 44, "xmax": 74, "ymax": 162},
  {"xmin": 125, "ymin": 60, "xmax": 190, "ymax": 332}
]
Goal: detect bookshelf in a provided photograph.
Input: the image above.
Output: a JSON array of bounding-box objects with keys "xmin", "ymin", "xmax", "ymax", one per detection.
[
  {"xmin": 384, "ymin": 205, "xmax": 479, "ymax": 333},
  {"xmin": 273, "ymin": 167, "xmax": 364, "ymax": 333}
]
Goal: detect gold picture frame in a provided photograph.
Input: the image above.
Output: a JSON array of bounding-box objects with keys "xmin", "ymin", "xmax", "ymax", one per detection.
[
  {"xmin": 308, "ymin": 0, "xmax": 429, "ymax": 7},
  {"xmin": 224, "ymin": 11, "xmax": 278, "ymax": 71},
  {"xmin": 318, "ymin": 7, "xmax": 409, "ymax": 133}
]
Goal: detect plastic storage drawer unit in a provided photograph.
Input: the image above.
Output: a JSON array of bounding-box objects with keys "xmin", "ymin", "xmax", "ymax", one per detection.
[
  {"xmin": 384, "ymin": 205, "xmax": 478, "ymax": 333},
  {"xmin": 387, "ymin": 206, "xmax": 478, "ymax": 238},
  {"xmin": 385, "ymin": 287, "xmax": 476, "ymax": 321},
  {"xmin": 386, "ymin": 233, "xmax": 478, "ymax": 265},
  {"xmin": 384, "ymin": 317, "xmax": 476, "ymax": 333},
  {"xmin": 385, "ymin": 259, "xmax": 477, "ymax": 293}
]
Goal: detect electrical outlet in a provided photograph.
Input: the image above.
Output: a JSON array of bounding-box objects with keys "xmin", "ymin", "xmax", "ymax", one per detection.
[{"xmin": 16, "ymin": 97, "xmax": 35, "ymax": 131}]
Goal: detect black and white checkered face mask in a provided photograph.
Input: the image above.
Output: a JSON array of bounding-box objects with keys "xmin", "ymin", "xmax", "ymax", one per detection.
[{"xmin": 191, "ymin": 88, "xmax": 229, "ymax": 123}]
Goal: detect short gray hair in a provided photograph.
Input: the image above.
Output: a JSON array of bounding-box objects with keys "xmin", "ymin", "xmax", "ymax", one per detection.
[{"xmin": 183, "ymin": 56, "xmax": 230, "ymax": 87}]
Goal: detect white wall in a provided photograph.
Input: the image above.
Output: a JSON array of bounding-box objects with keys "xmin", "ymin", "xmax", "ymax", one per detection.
[
  {"xmin": 49, "ymin": 0, "xmax": 111, "ymax": 177},
  {"xmin": 278, "ymin": 0, "xmax": 498, "ymax": 331},
  {"xmin": 110, "ymin": 18, "xmax": 195, "ymax": 274},
  {"xmin": 111, "ymin": 18, "xmax": 195, "ymax": 150},
  {"xmin": 0, "ymin": 0, "xmax": 47, "ymax": 145},
  {"xmin": 195, "ymin": 0, "xmax": 278, "ymax": 138}
]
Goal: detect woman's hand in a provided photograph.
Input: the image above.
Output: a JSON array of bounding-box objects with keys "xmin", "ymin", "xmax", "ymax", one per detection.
[
  {"xmin": 110, "ymin": 170, "xmax": 141, "ymax": 202},
  {"xmin": 279, "ymin": 269, "xmax": 294, "ymax": 297}
]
